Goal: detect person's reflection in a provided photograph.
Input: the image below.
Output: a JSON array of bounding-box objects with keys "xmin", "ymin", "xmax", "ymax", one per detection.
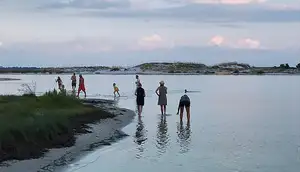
[
  {"xmin": 114, "ymin": 96, "xmax": 120, "ymax": 104},
  {"xmin": 176, "ymin": 121, "xmax": 192, "ymax": 154},
  {"xmin": 134, "ymin": 115, "xmax": 147, "ymax": 158},
  {"xmin": 156, "ymin": 115, "xmax": 169, "ymax": 155}
]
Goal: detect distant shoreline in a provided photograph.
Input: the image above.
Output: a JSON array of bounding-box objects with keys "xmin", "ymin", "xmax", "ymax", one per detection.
[
  {"xmin": 0, "ymin": 78, "xmax": 21, "ymax": 81},
  {"xmin": 0, "ymin": 62, "xmax": 299, "ymax": 76},
  {"xmin": 0, "ymin": 72, "xmax": 300, "ymax": 76}
]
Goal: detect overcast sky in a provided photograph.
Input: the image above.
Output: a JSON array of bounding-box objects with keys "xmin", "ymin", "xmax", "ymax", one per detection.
[{"xmin": 0, "ymin": 0, "xmax": 299, "ymax": 67}]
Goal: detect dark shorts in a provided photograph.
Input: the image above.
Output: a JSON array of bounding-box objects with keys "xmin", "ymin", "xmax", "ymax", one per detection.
[
  {"xmin": 179, "ymin": 100, "xmax": 190, "ymax": 107},
  {"xmin": 72, "ymin": 83, "xmax": 76, "ymax": 87}
]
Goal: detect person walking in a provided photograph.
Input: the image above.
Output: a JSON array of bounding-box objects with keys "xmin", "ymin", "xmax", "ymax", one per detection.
[
  {"xmin": 135, "ymin": 83, "xmax": 145, "ymax": 115},
  {"xmin": 113, "ymin": 83, "xmax": 120, "ymax": 97},
  {"xmin": 77, "ymin": 74, "xmax": 86, "ymax": 98},
  {"xmin": 156, "ymin": 80, "xmax": 167, "ymax": 115},
  {"xmin": 55, "ymin": 76, "xmax": 63, "ymax": 91}
]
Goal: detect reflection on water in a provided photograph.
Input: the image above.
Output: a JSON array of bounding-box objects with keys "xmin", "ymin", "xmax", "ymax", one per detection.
[
  {"xmin": 156, "ymin": 115, "xmax": 170, "ymax": 155},
  {"xmin": 134, "ymin": 115, "xmax": 147, "ymax": 159},
  {"xmin": 176, "ymin": 122, "xmax": 192, "ymax": 154}
]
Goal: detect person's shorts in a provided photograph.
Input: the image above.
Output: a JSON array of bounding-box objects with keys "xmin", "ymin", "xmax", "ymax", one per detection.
[
  {"xmin": 72, "ymin": 83, "xmax": 76, "ymax": 87},
  {"xmin": 179, "ymin": 100, "xmax": 190, "ymax": 108}
]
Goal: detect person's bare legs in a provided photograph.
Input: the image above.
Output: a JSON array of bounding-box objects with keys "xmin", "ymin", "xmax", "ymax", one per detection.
[
  {"xmin": 137, "ymin": 105, "xmax": 141, "ymax": 115},
  {"xmin": 163, "ymin": 105, "xmax": 167, "ymax": 114},
  {"xmin": 180, "ymin": 107, "xmax": 184, "ymax": 122},
  {"xmin": 83, "ymin": 90, "xmax": 86, "ymax": 98},
  {"xmin": 160, "ymin": 105, "xmax": 164, "ymax": 115},
  {"xmin": 186, "ymin": 106, "xmax": 190, "ymax": 124},
  {"xmin": 77, "ymin": 90, "xmax": 80, "ymax": 97}
]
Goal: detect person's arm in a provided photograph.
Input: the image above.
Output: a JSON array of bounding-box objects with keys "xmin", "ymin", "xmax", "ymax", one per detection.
[
  {"xmin": 135, "ymin": 88, "xmax": 137, "ymax": 96},
  {"xmin": 155, "ymin": 87, "xmax": 159, "ymax": 96},
  {"xmin": 143, "ymin": 89, "xmax": 145, "ymax": 97},
  {"xmin": 165, "ymin": 87, "xmax": 167, "ymax": 94}
]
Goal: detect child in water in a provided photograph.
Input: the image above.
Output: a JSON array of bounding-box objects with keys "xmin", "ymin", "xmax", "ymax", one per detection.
[{"xmin": 113, "ymin": 83, "xmax": 120, "ymax": 97}]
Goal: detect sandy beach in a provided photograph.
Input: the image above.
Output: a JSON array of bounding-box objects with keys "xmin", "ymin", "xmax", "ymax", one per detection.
[{"xmin": 0, "ymin": 99, "xmax": 135, "ymax": 172}]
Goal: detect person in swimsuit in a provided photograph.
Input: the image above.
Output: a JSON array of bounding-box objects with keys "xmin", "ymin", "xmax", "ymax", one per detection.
[
  {"xmin": 156, "ymin": 80, "xmax": 167, "ymax": 115},
  {"xmin": 71, "ymin": 73, "xmax": 76, "ymax": 93},
  {"xmin": 177, "ymin": 94, "xmax": 191, "ymax": 123},
  {"xmin": 77, "ymin": 74, "xmax": 86, "ymax": 98},
  {"xmin": 135, "ymin": 83, "xmax": 145, "ymax": 115},
  {"xmin": 55, "ymin": 76, "xmax": 63, "ymax": 91},
  {"xmin": 113, "ymin": 83, "xmax": 120, "ymax": 97}
]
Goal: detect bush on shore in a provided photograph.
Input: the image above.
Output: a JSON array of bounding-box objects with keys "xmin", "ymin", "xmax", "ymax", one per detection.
[{"xmin": 0, "ymin": 90, "xmax": 115, "ymax": 163}]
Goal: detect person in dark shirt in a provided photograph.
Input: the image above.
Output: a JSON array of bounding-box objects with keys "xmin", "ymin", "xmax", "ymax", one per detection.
[
  {"xmin": 135, "ymin": 83, "xmax": 145, "ymax": 115},
  {"xmin": 177, "ymin": 93, "xmax": 191, "ymax": 123}
]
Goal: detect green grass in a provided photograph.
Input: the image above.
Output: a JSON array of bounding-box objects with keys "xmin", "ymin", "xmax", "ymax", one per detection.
[{"xmin": 0, "ymin": 90, "xmax": 113, "ymax": 162}]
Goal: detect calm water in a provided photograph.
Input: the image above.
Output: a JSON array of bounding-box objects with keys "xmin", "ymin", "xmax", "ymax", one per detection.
[{"xmin": 1, "ymin": 74, "xmax": 300, "ymax": 172}]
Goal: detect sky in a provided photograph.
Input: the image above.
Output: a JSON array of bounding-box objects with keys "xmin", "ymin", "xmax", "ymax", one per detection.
[{"xmin": 0, "ymin": 0, "xmax": 299, "ymax": 67}]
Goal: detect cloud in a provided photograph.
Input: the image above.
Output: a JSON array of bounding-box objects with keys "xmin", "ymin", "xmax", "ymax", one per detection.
[
  {"xmin": 136, "ymin": 34, "xmax": 174, "ymax": 50},
  {"xmin": 42, "ymin": 0, "xmax": 131, "ymax": 9},
  {"xmin": 77, "ymin": 2, "xmax": 300, "ymax": 23},
  {"xmin": 209, "ymin": 35, "xmax": 225, "ymax": 46},
  {"xmin": 0, "ymin": 42, "xmax": 3, "ymax": 47},
  {"xmin": 190, "ymin": 0, "xmax": 266, "ymax": 5},
  {"xmin": 237, "ymin": 38, "xmax": 261, "ymax": 49},
  {"xmin": 208, "ymin": 36, "xmax": 261, "ymax": 49}
]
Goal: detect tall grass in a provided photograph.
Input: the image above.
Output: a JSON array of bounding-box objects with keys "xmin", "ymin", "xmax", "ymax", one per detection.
[{"xmin": 0, "ymin": 90, "xmax": 113, "ymax": 162}]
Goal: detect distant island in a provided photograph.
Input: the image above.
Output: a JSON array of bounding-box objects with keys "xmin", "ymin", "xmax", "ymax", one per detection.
[{"xmin": 0, "ymin": 62, "xmax": 299, "ymax": 75}]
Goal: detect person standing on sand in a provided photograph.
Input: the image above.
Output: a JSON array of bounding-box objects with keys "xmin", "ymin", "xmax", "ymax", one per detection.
[
  {"xmin": 77, "ymin": 74, "xmax": 86, "ymax": 98},
  {"xmin": 177, "ymin": 93, "xmax": 191, "ymax": 124},
  {"xmin": 135, "ymin": 83, "xmax": 145, "ymax": 115},
  {"xmin": 55, "ymin": 76, "xmax": 63, "ymax": 91},
  {"xmin": 71, "ymin": 73, "xmax": 76, "ymax": 93},
  {"xmin": 156, "ymin": 81, "xmax": 167, "ymax": 115}
]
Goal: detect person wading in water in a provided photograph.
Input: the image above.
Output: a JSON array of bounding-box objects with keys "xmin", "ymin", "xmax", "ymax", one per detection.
[
  {"xmin": 156, "ymin": 80, "xmax": 167, "ymax": 115},
  {"xmin": 177, "ymin": 93, "xmax": 191, "ymax": 124},
  {"xmin": 135, "ymin": 83, "xmax": 145, "ymax": 115}
]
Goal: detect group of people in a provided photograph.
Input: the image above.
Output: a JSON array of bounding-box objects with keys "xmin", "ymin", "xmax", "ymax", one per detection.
[
  {"xmin": 134, "ymin": 75, "xmax": 191, "ymax": 123},
  {"xmin": 56, "ymin": 73, "xmax": 86, "ymax": 97},
  {"xmin": 55, "ymin": 74, "xmax": 191, "ymax": 123}
]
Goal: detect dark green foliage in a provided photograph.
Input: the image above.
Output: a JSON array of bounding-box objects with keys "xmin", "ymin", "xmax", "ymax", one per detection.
[{"xmin": 0, "ymin": 91, "xmax": 110, "ymax": 162}]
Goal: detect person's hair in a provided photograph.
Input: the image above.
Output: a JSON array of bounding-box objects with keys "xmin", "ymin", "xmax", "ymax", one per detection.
[
  {"xmin": 73, "ymin": 73, "xmax": 75, "ymax": 75},
  {"xmin": 113, "ymin": 83, "xmax": 116, "ymax": 86}
]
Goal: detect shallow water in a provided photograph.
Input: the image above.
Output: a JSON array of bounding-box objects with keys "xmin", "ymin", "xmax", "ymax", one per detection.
[{"xmin": 1, "ymin": 74, "xmax": 300, "ymax": 172}]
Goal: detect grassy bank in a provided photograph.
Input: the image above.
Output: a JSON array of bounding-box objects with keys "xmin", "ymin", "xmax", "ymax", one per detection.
[{"xmin": 0, "ymin": 91, "xmax": 115, "ymax": 163}]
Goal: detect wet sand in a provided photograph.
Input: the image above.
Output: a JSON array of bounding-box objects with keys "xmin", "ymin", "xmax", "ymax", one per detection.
[{"xmin": 0, "ymin": 99, "xmax": 135, "ymax": 172}]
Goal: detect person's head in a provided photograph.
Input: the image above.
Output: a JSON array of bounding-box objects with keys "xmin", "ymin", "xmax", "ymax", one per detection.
[
  {"xmin": 159, "ymin": 80, "xmax": 164, "ymax": 86},
  {"xmin": 73, "ymin": 73, "xmax": 76, "ymax": 76},
  {"xmin": 136, "ymin": 75, "xmax": 139, "ymax": 79},
  {"xmin": 185, "ymin": 89, "xmax": 187, "ymax": 93},
  {"xmin": 113, "ymin": 83, "xmax": 116, "ymax": 86},
  {"xmin": 79, "ymin": 74, "xmax": 82, "ymax": 78}
]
